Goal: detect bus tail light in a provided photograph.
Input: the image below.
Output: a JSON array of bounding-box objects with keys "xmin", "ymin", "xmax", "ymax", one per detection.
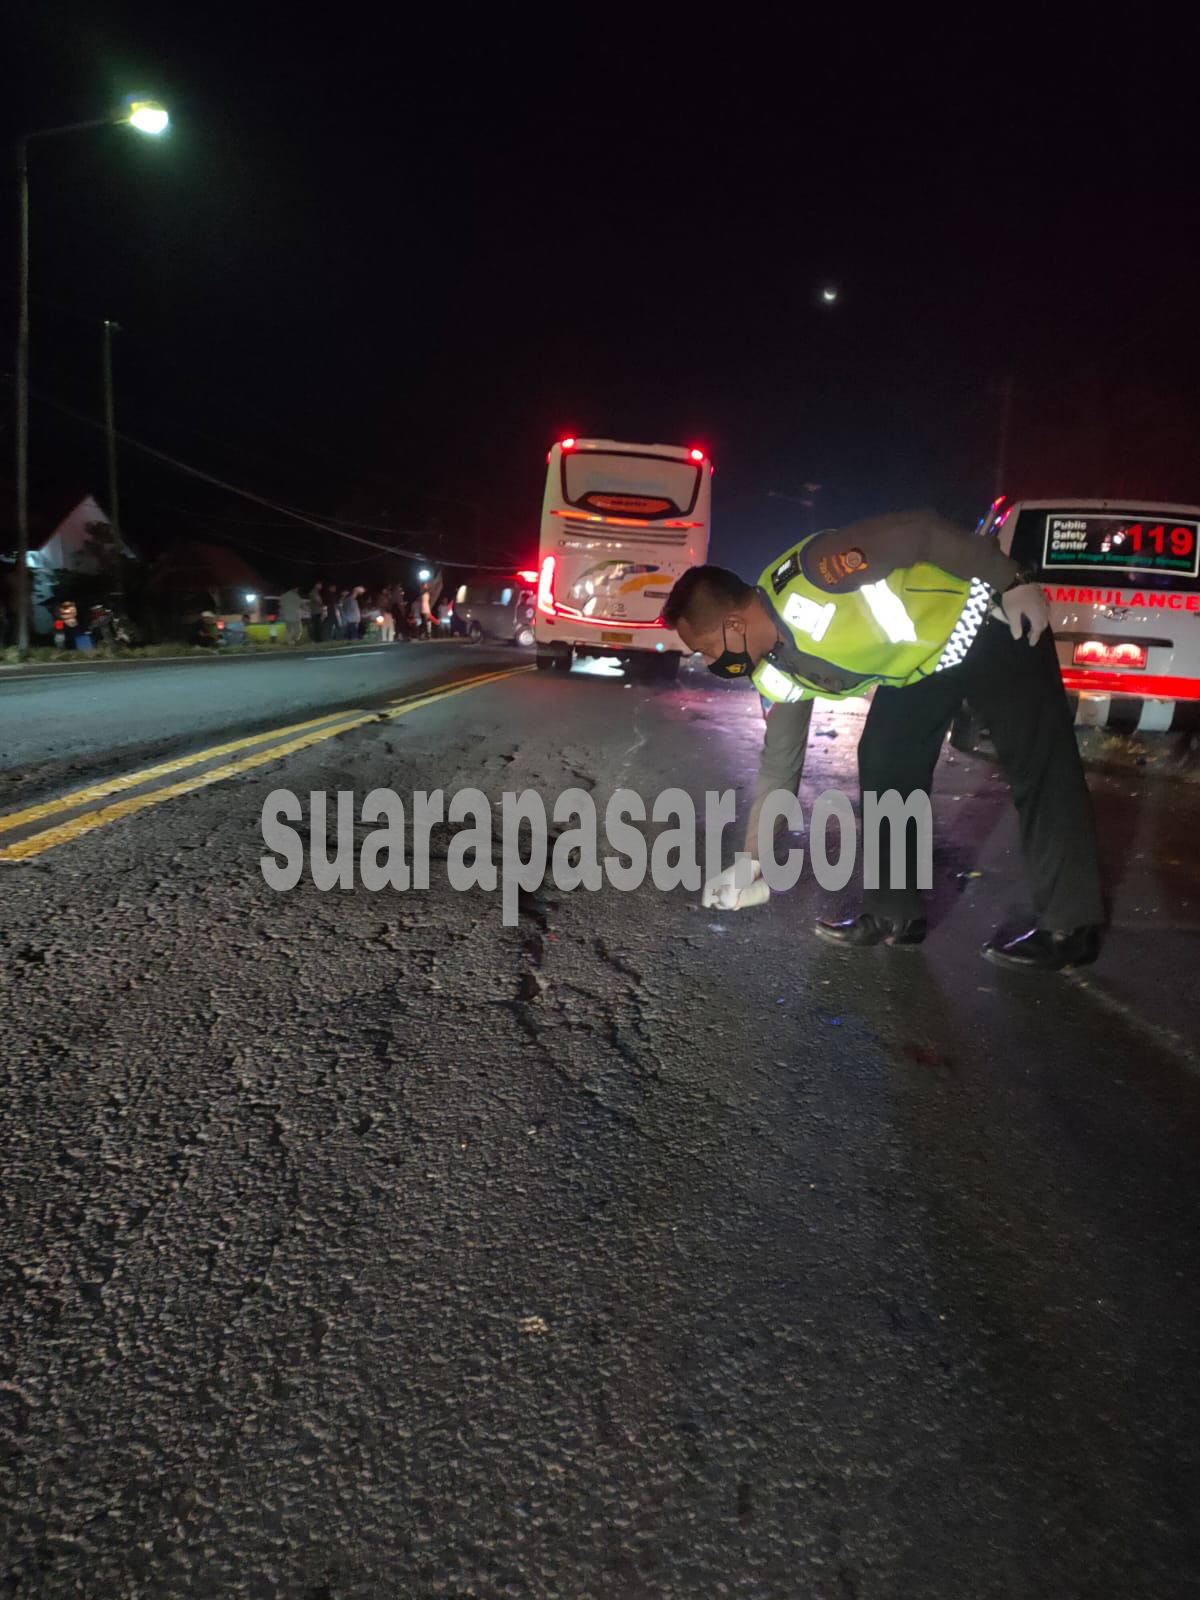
[
  {"xmin": 1073, "ymin": 640, "xmax": 1147, "ymax": 671},
  {"xmin": 537, "ymin": 555, "xmax": 557, "ymax": 617}
]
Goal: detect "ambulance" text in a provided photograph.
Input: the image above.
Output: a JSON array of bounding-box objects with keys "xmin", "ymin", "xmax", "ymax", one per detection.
[{"xmin": 1043, "ymin": 587, "xmax": 1200, "ymax": 610}]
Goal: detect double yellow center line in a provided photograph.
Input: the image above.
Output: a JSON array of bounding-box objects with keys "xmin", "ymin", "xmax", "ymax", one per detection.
[{"xmin": 0, "ymin": 665, "xmax": 531, "ymax": 863}]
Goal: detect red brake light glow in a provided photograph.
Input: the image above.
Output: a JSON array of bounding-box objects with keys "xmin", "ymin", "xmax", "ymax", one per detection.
[
  {"xmin": 1060, "ymin": 669, "xmax": 1200, "ymax": 700},
  {"xmin": 560, "ymin": 437, "xmax": 576, "ymax": 452},
  {"xmin": 537, "ymin": 555, "xmax": 557, "ymax": 616},
  {"xmin": 516, "ymin": 570, "xmax": 538, "ymax": 583},
  {"xmin": 689, "ymin": 447, "xmax": 704, "ymax": 462},
  {"xmin": 1073, "ymin": 640, "xmax": 1147, "ymax": 671}
]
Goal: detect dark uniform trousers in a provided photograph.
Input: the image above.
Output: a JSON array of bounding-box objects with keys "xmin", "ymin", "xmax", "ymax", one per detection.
[{"xmin": 859, "ymin": 618, "xmax": 1105, "ymax": 930}]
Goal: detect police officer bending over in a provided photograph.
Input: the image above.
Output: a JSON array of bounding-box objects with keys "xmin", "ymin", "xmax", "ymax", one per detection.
[{"xmin": 663, "ymin": 510, "xmax": 1105, "ymax": 972}]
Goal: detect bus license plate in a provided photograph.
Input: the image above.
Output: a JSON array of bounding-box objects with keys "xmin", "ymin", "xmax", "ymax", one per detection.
[{"xmin": 601, "ymin": 631, "xmax": 633, "ymax": 644}]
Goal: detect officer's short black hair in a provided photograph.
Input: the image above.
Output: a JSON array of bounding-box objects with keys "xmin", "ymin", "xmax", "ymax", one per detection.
[{"xmin": 662, "ymin": 565, "xmax": 755, "ymax": 631}]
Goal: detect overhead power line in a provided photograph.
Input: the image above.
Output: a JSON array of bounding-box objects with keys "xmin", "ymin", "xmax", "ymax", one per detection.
[{"xmin": 28, "ymin": 387, "xmax": 438, "ymax": 561}]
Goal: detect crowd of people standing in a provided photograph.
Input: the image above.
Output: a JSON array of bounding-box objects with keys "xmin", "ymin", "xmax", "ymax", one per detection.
[{"xmin": 290, "ymin": 580, "xmax": 448, "ymax": 644}]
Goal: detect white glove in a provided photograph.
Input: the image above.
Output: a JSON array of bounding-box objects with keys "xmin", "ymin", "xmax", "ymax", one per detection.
[
  {"xmin": 701, "ymin": 858, "xmax": 770, "ymax": 910},
  {"xmin": 991, "ymin": 582, "xmax": 1050, "ymax": 646}
]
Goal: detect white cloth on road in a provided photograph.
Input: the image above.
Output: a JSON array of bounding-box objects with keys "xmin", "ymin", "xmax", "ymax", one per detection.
[{"xmin": 701, "ymin": 859, "xmax": 770, "ymax": 910}]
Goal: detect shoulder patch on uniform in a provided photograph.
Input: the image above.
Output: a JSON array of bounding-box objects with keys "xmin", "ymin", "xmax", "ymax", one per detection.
[
  {"xmin": 770, "ymin": 552, "xmax": 800, "ymax": 594},
  {"xmin": 814, "ymin": 547, "xmax": 868, "ymax": 588}
]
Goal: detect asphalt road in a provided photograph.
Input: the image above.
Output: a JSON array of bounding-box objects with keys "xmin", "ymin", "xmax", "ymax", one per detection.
[
  {"xmin": 0, "ymin": 640, "xmax": 518, "ymax": 798},
  {"xmin": 2, "ymin": 648, "xmax": 1199, "ymax": 1597}
]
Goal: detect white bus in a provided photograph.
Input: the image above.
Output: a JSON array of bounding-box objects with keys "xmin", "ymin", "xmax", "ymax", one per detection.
[{"xmin": 534, "ymin": 436, "xmax": 712, "ymax": 679}]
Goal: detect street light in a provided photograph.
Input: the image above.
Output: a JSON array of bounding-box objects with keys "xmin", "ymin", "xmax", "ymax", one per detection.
[
  {"xmin": 126, "ymin": 101, "xmax": 170, "ymax": 136},
  {"xmin": 12, "ymin": 97, "xmax": 169, "ymax": 651}
]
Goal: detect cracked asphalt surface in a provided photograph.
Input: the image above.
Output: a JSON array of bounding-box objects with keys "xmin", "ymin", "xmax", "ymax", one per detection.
[{"xmin": 2, "ymin": 646, "xmax": 1199, "ymax": 1597}]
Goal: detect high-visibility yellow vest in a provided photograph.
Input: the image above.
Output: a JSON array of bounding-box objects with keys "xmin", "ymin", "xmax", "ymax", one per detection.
[{"xmin": 751, "ymin": 538, "xmax": 992, "ymax": 705}]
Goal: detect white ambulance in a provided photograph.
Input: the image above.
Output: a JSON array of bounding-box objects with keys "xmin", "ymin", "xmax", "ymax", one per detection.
[{"xmin": 979, "ymin": 497, "xmax": 1200, "ymax": 733}]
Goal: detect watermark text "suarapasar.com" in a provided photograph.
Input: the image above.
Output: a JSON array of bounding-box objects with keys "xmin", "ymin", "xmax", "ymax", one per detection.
[{"xmin": 261, "ymin": 786, "xmax": 932, "ymax": 925}]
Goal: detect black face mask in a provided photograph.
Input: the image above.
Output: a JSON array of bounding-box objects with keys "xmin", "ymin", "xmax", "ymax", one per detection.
[{"xmin": 707, "ymin": 622, "xmax": 755, "ymax": 679}]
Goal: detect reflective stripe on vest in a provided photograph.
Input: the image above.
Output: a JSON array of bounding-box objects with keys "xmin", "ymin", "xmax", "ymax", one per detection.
[
  {"xmin": 755, "ymin": 661, "xmax": 809, "ymax": 703},
  {"xmin": 753, "ymin": 539, "xmax": 979, "ymax": 703}
]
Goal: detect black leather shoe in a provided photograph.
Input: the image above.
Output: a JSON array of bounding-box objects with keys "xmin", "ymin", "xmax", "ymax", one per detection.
[
  {"xmin": 814, "ymin": 913, "xmax": 928, "ymax": 948},
  {"xmin": 983, "ymin": 925, "xmax": 1102, "ymax": 971}
]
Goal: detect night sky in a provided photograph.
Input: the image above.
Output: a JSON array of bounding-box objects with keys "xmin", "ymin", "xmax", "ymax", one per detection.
[{"xmin": 4, "ymin": 9, "xmax": 1199, "ymax": 588}]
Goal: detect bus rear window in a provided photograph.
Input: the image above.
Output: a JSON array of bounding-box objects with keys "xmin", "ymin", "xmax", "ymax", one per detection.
[
  {"xmin": 1009, "ymin": 509, "xmax": 1200, "ymax": 592},
  {"xmin": 562, "ymin": 452, "xmax": 701, "ymax": 517}
]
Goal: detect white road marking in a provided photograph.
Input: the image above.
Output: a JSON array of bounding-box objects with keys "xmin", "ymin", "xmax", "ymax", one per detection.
[
  {"xmin": 0, "ymin": 645, "xmax": 407, "ymax": 682},
  {"xmin": 303, "ymin": 649, "xmax": 397, "ymax": 661},
  {"xmin": 0, "ymin": 667, "xmax": 102, "ymax": 679},
  {"xmin": 1064, "ymin": 971, "xmax": 1200, "ymax": 1076}
]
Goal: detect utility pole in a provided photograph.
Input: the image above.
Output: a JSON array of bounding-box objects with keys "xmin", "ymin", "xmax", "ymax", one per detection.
[
  {"xmin": 102, "ymin": 318, "xmax": 123, "ymax": 609},
  {"xmin": 993, "ymin": 372, "xmax": 1015, "ymax": 500}
]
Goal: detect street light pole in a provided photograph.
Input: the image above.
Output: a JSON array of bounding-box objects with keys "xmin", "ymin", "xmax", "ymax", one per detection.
[
  {"xmin": 11, "ymin": 102, "xmax": 168, "ymax": 652},
  {"xmin": 14, "ymin": 120, "xmax": 113, "ymax": 654},
  {"xmin": 14, "ymin": 136, "xmax": 30, "ymax": 650},
  {"xmin": 102, "ymin": 319, "xmax": 123, "ymax": 610}
]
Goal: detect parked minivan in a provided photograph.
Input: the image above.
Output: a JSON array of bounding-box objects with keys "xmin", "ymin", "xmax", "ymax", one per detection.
[{"xmin": 454, "ymin": 572, "xmax": 537, "ymax": 647}]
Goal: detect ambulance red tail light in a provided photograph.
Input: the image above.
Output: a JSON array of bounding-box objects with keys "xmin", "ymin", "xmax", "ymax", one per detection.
[
  {"xmin": 1073, "ymin": 640, "xmax": 1147, "ymax": 670},
  {"xmin": 537, "ymin": 555, "xmax": 557, "ymax": 616},
  {"xmin": 516, "ymin": 569, "xmax": 538, "ymax": 583}
]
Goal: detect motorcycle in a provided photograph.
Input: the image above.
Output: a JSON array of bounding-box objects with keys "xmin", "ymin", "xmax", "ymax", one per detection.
[{"xmin": 88, "ymin": 603, "xmax": 133, "ymax": 648}]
